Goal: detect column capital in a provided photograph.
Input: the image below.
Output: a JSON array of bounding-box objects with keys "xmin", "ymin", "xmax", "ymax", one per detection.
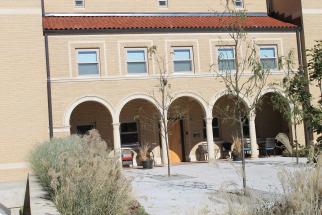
[
  {"xmin": 159, "ymin": 117, "xmax": 168, "ymax": 124},
  {"xmin": 204, "ymin": 117, "xmax": 213, "ymax": 122},
  {"xmin": 112, "ymin": 122, "xmax": 121, "ymax": 127},
  {"xmin": 249, "ymin": 112, "xmax": 256, "ymax": 121}
]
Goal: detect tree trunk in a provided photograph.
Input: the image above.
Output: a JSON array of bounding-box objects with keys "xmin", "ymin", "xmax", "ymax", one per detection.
[
  {"xmin": 161, "ymin": 85, "xmax": 171, "ymax": 177},
  {"xmin": 239, "ymin": 116, "xmax": 247, "ymax": 195},
  {"xmin": 293, "ymin": 114, "xmax": 299, "ymax": 165}
]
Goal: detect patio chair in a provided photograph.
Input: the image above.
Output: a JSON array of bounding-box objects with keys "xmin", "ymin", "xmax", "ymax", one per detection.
[
  {"xmin": 222, "ymin": 142, "xmax": 232, "ymax": 159},
  {"xmin": 263, "ymin": 138, "xmax": 276, "ymax": 157},
  {"xmin": 257, "ymin": 138, "xmax": 266, "ymax": 156},
  {"xmin": 243, "ymin": 138, "xmax": 252, "ymax": 156},
  {"xmin": 121, "ymin": 148, "xmax": 138, "ymax": 167},
  {"xmin": 198, "ymin": 143, "xmax": 209, "ymax": 161}
]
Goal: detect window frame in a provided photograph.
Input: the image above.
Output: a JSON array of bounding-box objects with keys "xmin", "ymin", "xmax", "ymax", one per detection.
[
  {"xmin": 76, "ymin": 49, "xmax": 100, "ymax": 77},
  {"xmin": 125, "ymin": 48, "xmax": 148, "ymax": 76},
  {"xmin": 76, "ymin": 123, "xmax": 95, "ymax": 136},
  {"xmin": 120, "ymin": 121, "xmax": 140, "ymax": 147},
  {"xmin": 217, "ymin": 46, "xmax": 236, "ymax": 72},
  {"xmin": 259, "ymin": 45, "xmax": 278, "ymax": 71},
  {"xmin": 234, "ymin": 0, "xmax": 244, "ymax": 8},
  {"xmin": 74, "ymin": 0, "xmax": 85, "ymax": 8},
  {"xmin": 172, "ymin": 47, "xmax": 194, "ymax": 74},
  {"xmin": 242, "ymin": 118, "xmax": 250, "ymax": 138},
  {"xmin": 203, "ymin": 117, "xmax": 221, "ymax": 140},
  {"xmin": 158, "ymin": 0, "xmax": 168, "ymax": 7}
]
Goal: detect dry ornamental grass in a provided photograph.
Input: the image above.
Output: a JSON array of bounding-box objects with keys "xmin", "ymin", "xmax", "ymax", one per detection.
[{"xmin": 29, "ymin": 130, "xmax": 146, "ymax": 215}]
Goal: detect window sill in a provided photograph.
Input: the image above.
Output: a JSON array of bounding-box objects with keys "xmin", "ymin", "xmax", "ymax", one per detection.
[
  {"xmin": 173, "ymin": 71, "xmax": 194, "ymax": 75},
  {"xmin": 126, "ymin": 73, "xmax": 148, "ymax": 77},
  {"xmin": 77, "ymin": 74, "xmax": 100, "ymax": 78}
]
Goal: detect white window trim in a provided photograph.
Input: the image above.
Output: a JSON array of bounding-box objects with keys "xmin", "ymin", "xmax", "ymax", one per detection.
[
  {"xmin": 172, "ymin": 47, "xmax": 194, "ymax": 74},
  {"xmin": 217, "ymin": 46, "xmax": 236, "ymax": 73},
  {"xmin": 77, "ymin": 49, "xmax": 100, "ymax": 77},
  {"xmin": 125, "ymin": 48, "xmax": 148, "ymax": 76},
  {"xmin": 158, "ymin": 0, "xmax": 168, "ymax": 7},
  {"xmin": 74, "ymin": 0, "xmax": 85, "ymax": 8},
  {"xmin": 259, "ymin": 45, "xmax": 278, "ymax": 71}
]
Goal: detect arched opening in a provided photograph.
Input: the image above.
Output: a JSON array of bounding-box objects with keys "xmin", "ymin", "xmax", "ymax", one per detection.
[
  {"xmin": 70, "ymin": 101, "xmax": 114, "ymax": 149},
  {"xmin": 119, "ymin": 99, "xmax": 162, "ymax": 164},
  {"xmin": 212, "ymin": 95, "xmax": 249, "ymax": 158},
  {"xmin": 168, "ymin": 96, "xmax": 207, "ymax": 163},
  {"xmin": 255, "ymin": 92, "xmax": 292, "ymax": 156}
]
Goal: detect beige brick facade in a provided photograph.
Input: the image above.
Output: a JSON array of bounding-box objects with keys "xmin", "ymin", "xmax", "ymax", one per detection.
[
  {"xmin": 0, "ymin": 0, "xmax": 48, "ymax": 181},
  {"xmin": 269, "ymin": 0, "xmax": 322, "ymax": 143},
  {"xmin": 44, "ymin": 0, "xmax": 267, "ymax": 13},
  {"xmin": 0, "ymin": 0, "xmax": 316, "ymax": 181}
]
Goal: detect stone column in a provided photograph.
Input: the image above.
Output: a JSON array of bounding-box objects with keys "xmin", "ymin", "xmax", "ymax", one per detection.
[
  {"xmin": 249, "ymin": 113, "xmax": 259, "ymax": 158},
  {"xmin": 113, "ymin": 122, "xmax": 122, "ymax": 163},
  {"xmin": 206, "ymin": 117, "xmax": 215, "ymax": 161}
]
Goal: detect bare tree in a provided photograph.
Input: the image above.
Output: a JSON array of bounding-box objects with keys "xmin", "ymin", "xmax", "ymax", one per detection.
[
  {"xmin": 212, "ymin": 1, "xmax": 274, "ymax": 194},
  {"xmin": 147, "ymin": 46, "xmax": 185, "ymax": 177}
]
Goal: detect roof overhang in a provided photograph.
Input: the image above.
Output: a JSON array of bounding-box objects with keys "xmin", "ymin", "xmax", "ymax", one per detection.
[{"xmin": 43, "ymin": 14, "xmax": 298, "ymax": 35}]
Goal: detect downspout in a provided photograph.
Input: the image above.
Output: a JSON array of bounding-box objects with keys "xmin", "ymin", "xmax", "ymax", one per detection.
[
  {"xmin": 41, "ymin": 0, "xmax": 54, "ymax": 138},
  {"xmin": 298, "ymin": 0, "xmax": 313, "ymax": 145},
  {"xmin": 296, "ymin": 28, "xmax": 303, "ymax": 71},
  {"xmin": 296, "ymin": 28, "xmax": 313, "ymax": 146}
]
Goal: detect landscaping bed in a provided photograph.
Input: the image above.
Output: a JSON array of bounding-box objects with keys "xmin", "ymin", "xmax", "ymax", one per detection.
[{"xmin": 29, "ymin": 130, "xmax": 148, "ymax": 215}]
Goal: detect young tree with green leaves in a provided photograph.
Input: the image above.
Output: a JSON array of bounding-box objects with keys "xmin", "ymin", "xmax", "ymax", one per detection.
[
  {"xmin": 307, "ymin": 41, "xmax": 322, "ymax": 139},
  {"xmin": 307, "ymin": 40, "xmax": 322, "ymax": 161},
  {"xmin": 273, "ymin": 41, "xmax": 322, "ymax": 164},
  {"xmin": 271, "ymin": 51, "xmax": 310, "ymax": 164}
]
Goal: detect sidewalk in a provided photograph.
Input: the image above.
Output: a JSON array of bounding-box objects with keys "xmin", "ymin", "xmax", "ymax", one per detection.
[{"xmin": 0, "ymin": 176, "xmax": 59, "ymax": 215}]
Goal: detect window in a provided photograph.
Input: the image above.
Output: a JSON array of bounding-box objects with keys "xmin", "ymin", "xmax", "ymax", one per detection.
[
  {"xmin": 158, "ymin": 0, "xmax": 168, "ymax": 7},
  {"xmin": 173, "ymin": 48, "xmax": 193, "ymax": 73},
  {"xmin": 126, "ymin": 49, "xmax": 147, "ymax": 74},
  {"xmin": 77, "ymin": 49, "xmax": 99, "ymax": 76},
  {"xmin": 121, "ymin": 122, "xmax": 139, "ymax": 147},
  {"xmin": 234, "ymin": 0, "xmax": 244, "ymax": 8},
  {"xmin": 75, "ymin": 0, "xmax": 85, "ymax": 7},
  {"xmin": 260, "ymin": 46, "xmax": 278, "ymax": 70},
  {"xmin": 218, "ymin": 47, "xmax": 236, "ymax": 71},
  {"xmin": 203, "ymin": 118, "xmax": 220, "ymax": 139},
  {"xmin": 76, "ymin": 124, "xmax": 95, "ymax": 135},
  {"xmin": 243, "ymin": 118, "xmax": 250, "ymax": 137}
]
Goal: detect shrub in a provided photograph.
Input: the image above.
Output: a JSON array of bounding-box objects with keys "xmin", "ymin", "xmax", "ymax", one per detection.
[
  {"xmin": 29, "ymin": 130, "xmax": 133, "ymax": 215},
  {"xmin": 277, "ymin": 164, "xmax": 321, "ymax": 214},
  {"xmin": 217, "ymin": 162, "xmax": 322, "ymax": 215},
  {"xmin": 282, "ymin": 145, "xmax": 308, "ymax": 157}
]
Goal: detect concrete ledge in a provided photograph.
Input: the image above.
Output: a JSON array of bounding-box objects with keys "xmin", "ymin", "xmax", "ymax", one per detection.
[
  {"xmin": 0, "ymin": 168, "xmax": 30, "ymax": 183},
  {"xmin": 0, "ymin": 202, "xmax": 10, "ymax": 215}
]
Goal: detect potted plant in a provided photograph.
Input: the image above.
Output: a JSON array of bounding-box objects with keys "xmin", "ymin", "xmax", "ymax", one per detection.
[
  {"xmin": 139, "ymin": 143, "xmax": 154, "ymax": 169},
  {"xmin": 231, "ymin": 137, "xmax": 242, "ymax": 161}
]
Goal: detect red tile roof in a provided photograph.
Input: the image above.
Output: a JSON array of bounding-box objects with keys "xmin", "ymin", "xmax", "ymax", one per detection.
[{"xmin": 43, "ymin": 15, "xmax": 297, "ymax": 31}]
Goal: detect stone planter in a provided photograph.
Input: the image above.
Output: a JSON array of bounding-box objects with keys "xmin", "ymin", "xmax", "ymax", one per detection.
[
  {"xmin": 232, "ymin": 153, "xmax": 242, "ymax": 161},
  {"xmin": 142, "ymin": 160, "xmax": 153, "ymax": 169}
]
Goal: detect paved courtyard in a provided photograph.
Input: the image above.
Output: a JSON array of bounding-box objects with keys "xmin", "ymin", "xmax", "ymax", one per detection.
[
  {"xmin": 0, "ymin": 157, "xmax": 307, "ymax": 215},
  {"xmin": 124, "ymin": 157, "xmax": 307, "ymax": 215}
]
